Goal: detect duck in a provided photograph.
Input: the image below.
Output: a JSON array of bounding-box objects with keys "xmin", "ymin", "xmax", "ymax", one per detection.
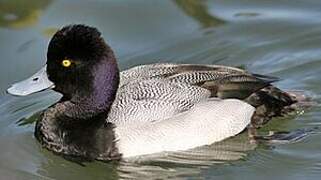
[{"xmin": 7, "ymin": 24, "xmax": 301, "ymax": 161}]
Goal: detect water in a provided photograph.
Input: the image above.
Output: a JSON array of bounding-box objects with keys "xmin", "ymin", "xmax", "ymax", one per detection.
[{"xmin": 1, "ymin": 0, "xmax": 321, "ymax": 179}]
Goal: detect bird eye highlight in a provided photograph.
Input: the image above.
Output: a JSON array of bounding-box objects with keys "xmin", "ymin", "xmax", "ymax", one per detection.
[{"xmin": 61, "ymin": 59, "xmax": 72, "ymax": 67}]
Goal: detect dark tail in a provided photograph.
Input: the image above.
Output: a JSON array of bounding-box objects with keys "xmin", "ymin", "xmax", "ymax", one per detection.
[{"xmin": 245, "ymin": 86, "xmax": 306, "ymax": 128}]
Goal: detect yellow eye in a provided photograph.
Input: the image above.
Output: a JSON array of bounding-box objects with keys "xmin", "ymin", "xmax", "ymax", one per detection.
[{"xmin": 61, "ymin": 59, "xmax": 72, "ymax": 67}]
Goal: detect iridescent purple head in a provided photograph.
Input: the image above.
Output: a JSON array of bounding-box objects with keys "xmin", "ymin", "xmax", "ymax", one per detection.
[{"xmin": 46, "ymin": 24, "xmax": 119, "ymax": 99}]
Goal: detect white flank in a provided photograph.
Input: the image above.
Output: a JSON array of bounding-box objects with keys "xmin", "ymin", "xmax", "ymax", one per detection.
[{"xmin": 115, "ymin": 99, "xmax": 255, "ymax": 158}]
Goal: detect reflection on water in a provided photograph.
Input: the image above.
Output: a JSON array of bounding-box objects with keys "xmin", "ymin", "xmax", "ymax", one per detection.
[
  {"xmin": 0, "ymin": 0, "xmax": 52, "ymax": 29},
  {"xmin": 33, "ymin": 131, "xmax": 255, "ymax": 179},
  {"xmin": 118, "ymin": 133, "xmax": 255, "ymax": 179},
  {"xmin": 1, "ymin": 0, "xmax": 321, "ymax": 179},
  {"xmin": 42, "ymin": 27, "xmax": 59, "ymax": 38},
  {"xmin": 174, "ymin": 0, "xmax": 224, "ymax": 28}
]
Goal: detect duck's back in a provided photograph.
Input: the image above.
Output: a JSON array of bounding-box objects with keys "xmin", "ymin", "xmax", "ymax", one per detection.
[
  {"xmin": 107, "ymin": 79, "xmax": 211, "ymax": 124},
  {"xmin": 109, "ymin": 63, "xmax": 247, "ymax": 124},
  {"xmin": 109, "ymin": 63, "xmax": 296, "ymax": 127}
]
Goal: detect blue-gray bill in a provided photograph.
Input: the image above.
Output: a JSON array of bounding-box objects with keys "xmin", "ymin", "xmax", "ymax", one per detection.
[{"xmin": 7, "ymin": 65, "xmax": 54, "ymax": 96}]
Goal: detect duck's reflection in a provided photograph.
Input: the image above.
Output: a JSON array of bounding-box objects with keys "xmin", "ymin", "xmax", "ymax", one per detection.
[
  {"xmin": 118, "ymin": 132, "xmax": 256, "ymax": 179},
  {"xmin": 36, "ymin": 132, "xmax": 255, "ymax": 179},
  {"xmin": 0, "ymin": 0, "xmax": 52, "ymax": 29},
  {"xmin": 173, "ymin": 0, "xmax": 225, "ymax": 28}
]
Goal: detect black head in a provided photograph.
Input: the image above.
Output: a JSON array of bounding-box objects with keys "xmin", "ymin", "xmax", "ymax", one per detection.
[{"xmin": 46, "ymin": 24, "xmax": 117, "ymax": 98}]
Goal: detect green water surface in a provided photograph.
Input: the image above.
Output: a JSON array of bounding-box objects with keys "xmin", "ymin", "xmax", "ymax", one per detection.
[{"xmin": 1, "ymin": 0, "xmax": 321, "ymax": 179}]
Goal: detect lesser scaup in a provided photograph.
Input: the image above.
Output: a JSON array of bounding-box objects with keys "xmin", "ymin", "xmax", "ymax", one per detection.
[{"xmin": 7, "ymin": 24, "xmax": 303, "ymax": 161}]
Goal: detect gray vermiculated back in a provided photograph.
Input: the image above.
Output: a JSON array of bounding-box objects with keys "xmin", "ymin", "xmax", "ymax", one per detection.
[{"xmin": 108, "ymin": 63, "xmax": 256, "ymax": 124}]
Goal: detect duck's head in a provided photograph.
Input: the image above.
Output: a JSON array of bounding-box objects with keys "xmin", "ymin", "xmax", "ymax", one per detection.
[{"xmin": 7, "ymin": 24, "xmax": 119, "ymax": 100}]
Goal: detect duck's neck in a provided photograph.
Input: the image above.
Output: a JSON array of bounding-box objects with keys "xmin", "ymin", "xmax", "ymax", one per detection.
[
  {"xmin": 63, "ymin": 55, "xmax": 120, "ymax": 122},
  {"xmin": 35, "ymin": 54, "xmax": 121, "ymax": 161}
]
